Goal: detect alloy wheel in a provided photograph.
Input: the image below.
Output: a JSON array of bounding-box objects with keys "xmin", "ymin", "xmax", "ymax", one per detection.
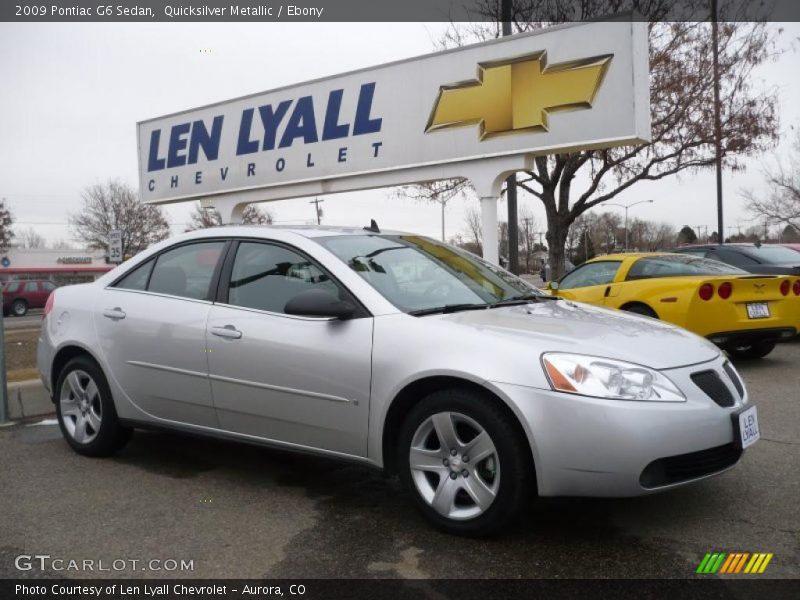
[
  {"xmin": 409, "ymin": 411, "xmax": 500, "ymax": 520},
  {"xmin": 60, "ymin": 370, "xmax": 103, "ymax": 444}
]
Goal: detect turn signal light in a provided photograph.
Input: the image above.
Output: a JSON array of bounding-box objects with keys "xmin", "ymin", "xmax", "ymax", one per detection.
[
  {"xmin": 793, "ymin": 280, "xmax": 800, "ymax": 296},
  {"xmin": 780, "ymin": 279, "xmax": 790, "ymax": 296},
  {"xmin": 718, "ymin": 282, "xmax": 732, "ymax": 299},
  {"xmin": 699, "ymin": 283, "xmax": 714, "ymax": 301}
]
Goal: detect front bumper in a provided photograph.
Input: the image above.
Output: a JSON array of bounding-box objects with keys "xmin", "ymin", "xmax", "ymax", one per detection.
[{"xmin": 493, "ymin": 355, "xmax": 751, "ymax": 497}]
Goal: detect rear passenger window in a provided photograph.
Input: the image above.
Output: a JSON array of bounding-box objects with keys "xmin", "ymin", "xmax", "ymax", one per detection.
[
  {"xmin": 114, "ymin": 259, "xmax": 154, "ymax": 291},
  {"xmin": 148, "ymin": 242, "xmax": 225, "ymax": 300},
  {"xmin": 227, "ymin": 242, "xmax": 340, "ymax": 313},
  {"xmin": 5, "ymin": 282, "xmax": 20, "ymax": 293},
  {"xmin": 25, "ymin": 281, "xmax": 38, "ymax": 292}
]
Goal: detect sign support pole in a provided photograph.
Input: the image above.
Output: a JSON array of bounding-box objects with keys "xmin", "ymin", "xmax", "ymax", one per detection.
[
  {"xmin": 480, "ymin": 197, "xmax": 499, "ymax": 265},
  {"xmin": 0, "ymin": 288, "xmax": 9, "ymax": 424}
]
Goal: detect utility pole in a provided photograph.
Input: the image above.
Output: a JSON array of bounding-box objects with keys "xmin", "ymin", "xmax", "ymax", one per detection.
[
  {"xmin": 711, "ymin": 0, "xmax": 724, "ymax": 244},
  {"xmin": 309, "ymin": 198, "xmax": 324, "ymax": 225},
  {"xmin": 501, "ymin": 0, "xmax": 520, "ymax": 274}
]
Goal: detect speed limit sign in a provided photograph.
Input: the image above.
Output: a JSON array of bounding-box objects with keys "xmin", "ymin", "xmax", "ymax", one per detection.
[{"xmin": 109, "ymin": 229, "xmax": 123, "ymax": 264}]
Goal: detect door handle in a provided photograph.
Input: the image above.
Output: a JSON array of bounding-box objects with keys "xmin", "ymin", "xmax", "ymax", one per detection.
[
  {"xmin": 211, "ymin": 325, "xmax": 242, "ymax": 340},
  {"xmin": 103, "ymin": 307, "xmax": 126, "ymax": 320}
]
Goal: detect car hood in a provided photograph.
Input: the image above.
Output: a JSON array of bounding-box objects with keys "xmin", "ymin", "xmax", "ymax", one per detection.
[{"xmin": 438, "ymin": 300, "xmax": 719, "ymax": 370}]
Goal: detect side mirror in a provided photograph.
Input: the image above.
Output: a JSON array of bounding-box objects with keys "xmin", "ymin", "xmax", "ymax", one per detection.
[
  {"xmin": 284, "ymin": 289, "xmax": 357, "ymax": 320},
  {"xmin": 547, "ymin": 281, "xmax": 559, "ymax": 291}
]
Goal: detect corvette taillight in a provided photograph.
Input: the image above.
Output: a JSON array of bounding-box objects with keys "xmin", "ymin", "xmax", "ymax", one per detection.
[
  {"xmin": 43, "ymin": 292, "xmax": 54, "ymax": 318},
  {"xmin": 793, "ymin": 280, "xmax": 800, "ymax": 296},
  {"xmin": 780, "ymin": 280, "xmax": 790, "ymax": 296},
  {"xmin": 718, "ymin": 282, "xmax": 732, "ymax": 299},
  {"xmin": 699, "ymin": 283, "xmax": 714, "ymax": 301}
]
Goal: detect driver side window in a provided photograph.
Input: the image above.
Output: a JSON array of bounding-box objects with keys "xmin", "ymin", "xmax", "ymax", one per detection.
[
  {"xmin": 559, "ymin": 261, "xmax": 621, "ymax": 290},
  {"xmin": 226, "ymin": 242, "xmax": 342, "ymax": 314}
]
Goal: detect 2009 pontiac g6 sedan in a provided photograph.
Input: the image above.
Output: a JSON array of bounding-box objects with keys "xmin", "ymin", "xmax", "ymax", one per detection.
[{"xmin": 38, "ymin": 225, "xmax": 760, "ymax": 535}]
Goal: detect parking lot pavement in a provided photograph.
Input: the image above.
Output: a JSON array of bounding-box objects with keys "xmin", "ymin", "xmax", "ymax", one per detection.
[{"xmin": 0, "ymin": 342, "xmax": 798, "ymax": 580}]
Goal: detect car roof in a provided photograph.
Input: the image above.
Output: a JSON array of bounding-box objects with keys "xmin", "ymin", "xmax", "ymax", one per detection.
[{"xmin": 179, "ymin": 224, "xmax": 410, "ymax": 239}]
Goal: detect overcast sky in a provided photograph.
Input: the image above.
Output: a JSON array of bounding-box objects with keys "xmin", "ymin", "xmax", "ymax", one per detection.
[{"xmin": 1, "ymin": 22, "xmax": 798, "ymax": 247}]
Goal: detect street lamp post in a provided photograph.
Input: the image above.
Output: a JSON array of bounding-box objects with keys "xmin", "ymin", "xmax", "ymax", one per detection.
[{"xmin": 605, "ymin": 199, "xmax": 654, "ymax": 250}]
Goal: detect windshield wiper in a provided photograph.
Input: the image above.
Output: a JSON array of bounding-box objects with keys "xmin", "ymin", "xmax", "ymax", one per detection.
[
  {"xmin": 408, "ymin": 303, "xmax": 488, "ymax": 316},
  {"xmin": 489, "ymin": 293, "xmax": 559, "ymax": 308}
]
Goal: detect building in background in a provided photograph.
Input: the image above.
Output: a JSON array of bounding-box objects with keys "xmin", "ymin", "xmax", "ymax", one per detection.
[{"xmin": 0, "ymin": 248, "xmax": 112, "ymax": 285}]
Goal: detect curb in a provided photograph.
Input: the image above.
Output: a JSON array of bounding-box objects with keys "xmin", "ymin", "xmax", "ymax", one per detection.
[{"xmin": 7, "ymin": 379, "xmax": 54, "ymax": 420}]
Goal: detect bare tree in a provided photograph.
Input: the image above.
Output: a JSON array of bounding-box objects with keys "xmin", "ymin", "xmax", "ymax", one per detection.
[
  {"xmin": 0, "ymin": 198, "xmax": 13, "ymax": 253},
  {"xmin": 403, "ymin": 3, "xmax": 780, "ymax": 277},
  {"xmin": 186, "ymin": 202, "xmax": 274, "ymax": 231},
  {"xmin": 743, "ymin": 131, "xmax": 800, "ymax": 231},
  {"xmin": 463, "ymin": 204, "xmax": 483, "ymax": 249},
  {"xmin": 69, "ymin": 179, "xmax": 170, "ymax": 257},
  {"xmin": 16, "ymin": 226, "xmax": 46, "ymax": 249},
  {"xmin": 51, "ymin": 239, "xmax": 78, "ymax": 250}
]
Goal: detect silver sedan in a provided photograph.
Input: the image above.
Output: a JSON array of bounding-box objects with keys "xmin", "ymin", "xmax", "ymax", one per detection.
[{"xmin": 37, "ymin": 226, "xmax": 759, "ymax": 535}]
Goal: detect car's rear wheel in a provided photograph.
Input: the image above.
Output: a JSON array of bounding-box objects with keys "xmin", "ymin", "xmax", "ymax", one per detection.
[
  {"xmin": 11, "ymin": 299, "xmax": 27, "ymax": 316},
  {"xmin": 621, "ymin": 303, "xmax": 658, "ymax": 319},
  {"xmin": 727, "ymin": 340, "xmax": 776, "ymax": 360},
  {"xmin": 397, "ymin": 388, "xmax": 533, "ymax": 536},
  {"xmin": 56, "ymin": 356, "xmax": 132, "ymax": 456}
]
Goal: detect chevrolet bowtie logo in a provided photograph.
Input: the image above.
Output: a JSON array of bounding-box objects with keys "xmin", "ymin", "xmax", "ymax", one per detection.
[{"xmin": 426, "ymin": 52, "xmax": 612, "ymax": 139}]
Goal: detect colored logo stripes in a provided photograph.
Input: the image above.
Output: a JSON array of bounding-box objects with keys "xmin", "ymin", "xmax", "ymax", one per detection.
[{"xmin": 696, "ymin": 552, "xmax": 773, "ymax": 574}]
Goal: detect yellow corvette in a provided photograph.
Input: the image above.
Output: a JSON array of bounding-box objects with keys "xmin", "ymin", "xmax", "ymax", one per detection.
[{"xmin": 547, "ymin": 252, "xmax": 799, "ymax": 359}]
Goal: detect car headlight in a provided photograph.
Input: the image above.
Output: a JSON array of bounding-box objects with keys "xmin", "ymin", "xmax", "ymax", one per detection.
[{"xmin": 541, "ymin": 352, "xmax": 685, "ymax": 402}]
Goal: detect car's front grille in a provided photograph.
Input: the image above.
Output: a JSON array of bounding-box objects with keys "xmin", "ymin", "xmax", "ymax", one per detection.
[
  {"xmin": 723, "ymin": 361, "xmax": 744, "ymax": 399},
  {"xmin": 691, "ymin": 370, "xmax": 735, "ymax": 408},
  {"xmin": 639, "ymin": 443, "xmax": 743, "ymax": 488}
]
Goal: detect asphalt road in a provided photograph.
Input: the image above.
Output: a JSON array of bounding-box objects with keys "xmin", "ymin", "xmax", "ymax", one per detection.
[{"xmin": 0, "ymin": 342, "xmax": 798, "ymax": 580}]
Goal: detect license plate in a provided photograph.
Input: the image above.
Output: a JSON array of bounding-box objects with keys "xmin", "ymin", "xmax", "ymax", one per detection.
[
  {"xmin": 733, "ymin": 406, "xmax": 760, "ymax": 450},
  {"xmin": 746, "ymin": 302, "xmax": 770, "ymax": 319}
]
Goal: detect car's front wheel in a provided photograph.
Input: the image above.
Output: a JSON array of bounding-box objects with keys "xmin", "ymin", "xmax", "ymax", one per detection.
[
  {"xmin": 397, "ymin": 388, "xmax": 533, "ymax": 536},
  {"xmin": 727, "ymin": 340, "xmax": 776, "ymax": 360},
  {"xmin": 56, "ymin": 356, "xmax": 132, "ymax": 456}
]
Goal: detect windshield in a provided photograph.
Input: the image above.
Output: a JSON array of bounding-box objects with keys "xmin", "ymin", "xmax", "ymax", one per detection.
[
  {"xmin": 627, "ymin": 254, "xmax": 747, "ymax": 280},
  {"xmin": 318, "ymin": 234, "xmax": 542, "ymax": 313}
]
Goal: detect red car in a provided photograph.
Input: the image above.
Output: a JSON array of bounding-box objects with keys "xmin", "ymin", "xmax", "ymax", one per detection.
[{"xmin": 2, "ymin": 279, "xmax": 57, "ymax": 317}]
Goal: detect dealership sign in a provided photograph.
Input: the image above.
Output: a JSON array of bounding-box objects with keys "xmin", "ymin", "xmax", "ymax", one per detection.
[{"xmin": 137, "ymin": 19, "xmax": 649, "ymax": 207}]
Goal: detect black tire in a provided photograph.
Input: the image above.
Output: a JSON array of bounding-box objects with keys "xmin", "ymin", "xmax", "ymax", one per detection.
[
  {"xmin": 397, "ymin": 387, "xmax": 534, "ymax": 537},
  {"xmin": 727, "ymin": 340, "xmax": 776, "ymax": 360},
  {"xmin": 55, "ymin": 355, "xmax": 132, "ymax": 457},
  {"xmin": 11, "ymin": 299, "xmax": 28, "ymax": 316},
  {"xmin": 622, "ymin": 303, "xmax": 658, "ymax": 319}
]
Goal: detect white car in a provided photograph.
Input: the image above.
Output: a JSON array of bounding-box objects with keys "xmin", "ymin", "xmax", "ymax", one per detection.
[{"xmin": 37, "ymin": 225, "xmax": 759, "ymax": 535}]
